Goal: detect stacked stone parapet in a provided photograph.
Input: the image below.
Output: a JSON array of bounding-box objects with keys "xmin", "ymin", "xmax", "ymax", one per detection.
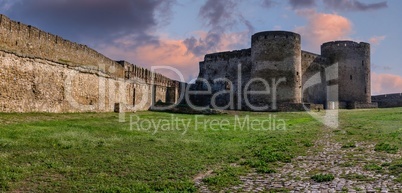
[
  {"xmin": 251, "ymin": 31, "xmax": 302, "ymax": 105},
  {"xmin": 0, "ymin": 14, "xmax": 178, "ymax": 87},
  {"xmin": 251, "ymin": 31, "xmax": 300, "ymax": 44},
  {"xmin": 0, "ymin": 14, "xmax": 124, "ymax": 77},
  {"xmin": 322, "ymin": 41, "xmax": 370, "ymax": 49},
  {"xmin": 302, "ymin": 51, "xmax": 329, "ymax": 63},
  {"xmin": 321, "ymin": 40, "xmax": 371, "ymax": 103},
  {"xmin": 204, "ymin": 49, "xmax": 251, "ymax": 62},
  {"xmin": 118, "ymin": 60, "xmax": 179, "ymax": 87},
  {"xmin": 194, "ymin": 31, "xmax": 376, "ymax": 111},
  {"xmin": 0, "ymin": 14, "xmax": 182, "ymax": 113}
]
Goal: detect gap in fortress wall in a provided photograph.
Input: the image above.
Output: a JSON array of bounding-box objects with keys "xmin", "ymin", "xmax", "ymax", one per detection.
[
  {"xmin": 0, "ymin": 14, "xmax": 183, "ymax": 113},
  {"xmin": 189, "ymin": 31, "xmax": 379, "ymax": 111}
]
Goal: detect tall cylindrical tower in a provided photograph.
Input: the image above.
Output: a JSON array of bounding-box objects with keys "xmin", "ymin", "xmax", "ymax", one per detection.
[
  {"xmin": 321, "ymin": 41, "xmax": 371, "ymax": 103},
  {"xmin": 249, "ymin": 31, "xmax": 302, "ymax": 109}
]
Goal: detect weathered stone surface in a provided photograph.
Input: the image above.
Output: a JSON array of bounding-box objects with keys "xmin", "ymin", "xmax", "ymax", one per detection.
[
  {"xmin": 0, "ymin": 50, "xmax": 146, "ymax": 112},
  {"xmin": 372, "ymin": 93, "xmax": 402, "ymax": 108},
  {"xmin": 0, "ymin": 15, "xmax": 182, "ymax": 113},
  {"xmin": 251, "ymin": 31, "xmax": 302, "ymax": 105},
  {"xmin": 192, "ymin": 31, "xmax": 374, "ymax": 111},
  {"xmin": 321, "ymin": 41, "xmax": 371, "ymax": 103}
]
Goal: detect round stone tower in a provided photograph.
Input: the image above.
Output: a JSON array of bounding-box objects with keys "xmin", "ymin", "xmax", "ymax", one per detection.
[
  {"xmin": 321, "ymin": 41, "xmax": 371, "ymax": 103},
  {"xmin": 249, "ymin": 31, "xmax": 302, "ymax": 109}
]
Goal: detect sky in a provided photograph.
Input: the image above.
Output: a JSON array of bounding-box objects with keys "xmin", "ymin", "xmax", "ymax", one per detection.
[{"xmin": 0, "ymin": 0, "xmax": 401, "ymax": 95}]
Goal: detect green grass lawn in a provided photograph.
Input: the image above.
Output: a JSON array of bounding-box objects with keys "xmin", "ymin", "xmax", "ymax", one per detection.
[
  {"xmin": 336, "ymin": 108, "xmax": 402, "ymax": 150},
  {"xmin": 0, "ymin": 108, "xmax": 401, "ymax": 192}
]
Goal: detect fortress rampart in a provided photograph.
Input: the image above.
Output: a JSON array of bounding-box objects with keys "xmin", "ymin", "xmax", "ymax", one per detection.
[
  {"xmin": 0, "ymin": 14, "xmax": 181, "ymax": 113},
  {"xmin": 204, "ymin": 49, "xmax": 251, "ymax": 62},
  {"xmin": 0, "ymin": 14, "xmax": 177, "ymax": 88},
  {"xmin": 0, "ymin": 14, "xmax": 384, "ymax": 112},
  {"xmin": 321, "ymin": 41, "xmax": 371, "ymax": 103},
  {"xmin": 192, "ymin": 31, "xmax": 376, "ymax": 111},
  {"xmin": 251, "ymin": 31, "xmax": 302, "ymax": 105},
  {"xmin": 372, "ymin": 93, "xmax": 402, "ymax": 108},
  {"xmin": 0, "ymin": 15, "xmax": 122, "ymax": 77},
  {"xmin": 251, "ymin": 31, "xmax": 300, "ymax": 43},
  {"xmin": 301, "ymin": 50, "xmax": 330, "ymax": 105}
]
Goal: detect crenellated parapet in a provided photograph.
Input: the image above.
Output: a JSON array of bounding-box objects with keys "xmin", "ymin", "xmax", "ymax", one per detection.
[
  {"xmin": 322, "ymin": 41, "xmax": 369, "ymax": 49},
  {"xmin": 251, "ymin": 31, "xmax": 300, "ymax": 44},
  {"xmin": 0, "ymin": 14, "xmax": 124, "ymax": 77},
  {"xmin": 321, "ymin": 40, "xmax": 371, "ymax": 103},
  {"xmin": 322, "ymin": 41, "xmax": 370, "ymax": 63},
  {"xmin": 302, "ymin": 51, "xmax": 329, "ymax": 63},
  {"xmin": 204, "ymin": 49, "xmax": 251, "ymax": 62},
  {"xmin": 0, "ymin": 14, "xmax": 184, "ymax": 113},
  {"xmin": 118, "ymin": 60, "xmax": 179, "ymax": 87},
  {"xmin": 0, "ymin": 14, "xmax": 178, "ymax": 87},
  {"xmin": 194, "ymin": 30, "xmax": 374, "ymax": 111},
  {"xmin": 250, "ymin": 31, "xmax": 302, "ymax": 104}
]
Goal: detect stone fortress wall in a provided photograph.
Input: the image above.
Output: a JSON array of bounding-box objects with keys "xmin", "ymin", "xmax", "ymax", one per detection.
[
  {"xmin": 0, "ymin": 14, "xmax": 181, "ymax": 113},
  {"xmin": 301, "ymin": 50, "xmax": 329, "ymax": 106},
  {"xmin": 1, "ymin": 14, "xmax": 393, "ymax": 113},
  {"xmin": 321, "ymin": 41, "xmax": 371, "ymax": 103},
  {"xmin": 250, "ymin": 31, "xmax": 302, "ymax": 106},
  {"xmin": 193, "ymin": 30, "xmax": 377, "ymax": 110},
  {"xmin": 372, "ymin": 93, "xmax": 402, "ymax": 108},
  {"xmin": 195, "ymin": 49, "xmax": 252, "ymax": 108}
]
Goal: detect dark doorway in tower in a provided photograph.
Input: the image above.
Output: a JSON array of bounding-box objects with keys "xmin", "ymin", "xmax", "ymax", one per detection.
[{"xmin": 166, "ymin": 87, "xmax": 176, "ymax": 104}]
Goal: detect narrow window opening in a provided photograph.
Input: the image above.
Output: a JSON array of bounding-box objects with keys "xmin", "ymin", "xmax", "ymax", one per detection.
[
  {"xmin": 350, "ymin": 75, "xmax": 353, "ymax": 80},
  {"xmin": 225, "ymin": 82, "xmax": 231, "ymax": 90},
  {"xmin": 362, "ymin": 60, "xmax": 364, "ymax": 66},
  {"xmin": 133, "ymin": 88, "xmax": 136, "ymax": 106}
]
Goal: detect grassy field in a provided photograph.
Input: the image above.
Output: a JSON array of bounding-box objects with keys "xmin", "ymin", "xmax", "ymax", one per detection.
[{"xmin": 0, "ymin": 108, "xmax": 401, "ymax": 192}]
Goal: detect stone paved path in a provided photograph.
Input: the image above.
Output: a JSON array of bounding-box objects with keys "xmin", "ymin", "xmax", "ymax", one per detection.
[{"xmin": 196, "ymin": 129, "xmax": 402, "ymax": 192}]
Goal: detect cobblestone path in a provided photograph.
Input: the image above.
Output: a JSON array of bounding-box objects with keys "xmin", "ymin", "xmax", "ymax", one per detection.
[{"xmin": 196, "ymin": 128, "xmax": 402, "ymax": 192}]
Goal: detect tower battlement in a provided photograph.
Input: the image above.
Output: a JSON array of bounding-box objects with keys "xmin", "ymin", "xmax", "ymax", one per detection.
[
  {"xmin": 321, "ymin": 41, "xmax": 370, "ymax": 49},
  {"xmin": 195, "ymin": 30, "xmax": 373, "ymax": 110},
  {"xmin": 251, "ymin": 31, "xmax": 300, "ymax": 44}
]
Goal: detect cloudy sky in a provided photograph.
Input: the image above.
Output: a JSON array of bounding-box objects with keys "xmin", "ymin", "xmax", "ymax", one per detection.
[{"xmin": 1, "ymin": 0, "xmax": 401, "ymax": 95}]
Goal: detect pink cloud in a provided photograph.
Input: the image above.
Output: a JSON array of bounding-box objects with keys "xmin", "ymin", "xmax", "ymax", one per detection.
[
  {"xmin": 133, "ymin": 39, "xmax": 198, "ymax": 68},
  {"xmin": 133, "ymin": 39, "xmax": 203, "ymax": 81},
  {"xmin": 372, "ymin": 72, "xmax": 402, "ymax": 95},
  {"xmin": 369, "ymin": 35, "xmax": 386, "ymax": 45},
  {"xmin": 295, "ymin": 10, "xmax": 353, "ymax": 52},
  {"xmin": 99, "ymin": 31, "xmax": 249, "ymax": 82},
  {"xmin": 99, "ymin": 37, "xmax": 201, "ymax": 81}
]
